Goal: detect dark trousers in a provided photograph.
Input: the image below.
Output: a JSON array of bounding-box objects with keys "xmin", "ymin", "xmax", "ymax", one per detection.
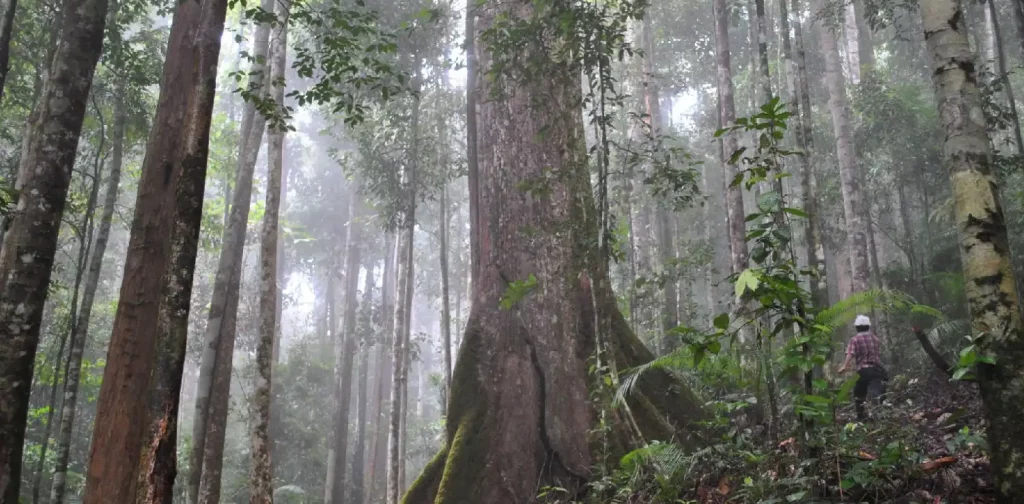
[{"xmin": 853, "ymin": 365, "xmax": 887, "ymax": 420}]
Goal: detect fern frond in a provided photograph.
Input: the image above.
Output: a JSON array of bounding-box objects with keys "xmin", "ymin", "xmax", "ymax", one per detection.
[
  {"xmin": 927, "ymin": 318, "xmax": 973, "ymax": 347},
  {"xmin": 614, "ymin": 347, "xmax": 692, "ymax": 405}
]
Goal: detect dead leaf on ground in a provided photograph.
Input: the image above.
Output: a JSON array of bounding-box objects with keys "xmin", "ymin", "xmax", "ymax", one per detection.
[{"xmin": 921, "ymin": 456, "xmax": 958, "ymax": 472}]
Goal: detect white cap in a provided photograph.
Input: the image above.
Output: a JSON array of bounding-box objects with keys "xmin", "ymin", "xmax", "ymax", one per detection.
[{"xmin": 855, "ymin": 314, "xmax": 871, "ymax": 327}]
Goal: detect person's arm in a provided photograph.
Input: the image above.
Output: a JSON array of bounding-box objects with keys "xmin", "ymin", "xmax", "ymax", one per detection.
[{"xmin": 837, "ymin": 341, "xmax": 854, "ymax": 373}]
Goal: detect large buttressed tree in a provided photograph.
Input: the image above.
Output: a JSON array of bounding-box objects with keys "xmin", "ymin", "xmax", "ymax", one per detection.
[
  {"xmin": 921, "ymin": 0, "xmax": 1024, "ymax": 498},
  {"xmin": 402, "ymin": 1, "xmax": 704, "ymax": 502}
]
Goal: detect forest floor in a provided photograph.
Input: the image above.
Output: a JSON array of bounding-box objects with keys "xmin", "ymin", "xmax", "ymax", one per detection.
[{"xmin": 685, "ymin": 372, "xmax": 996, "ymax": 504}]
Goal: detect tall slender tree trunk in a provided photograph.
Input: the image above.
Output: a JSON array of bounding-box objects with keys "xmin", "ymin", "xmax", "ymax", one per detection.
[
  {"xmin": 387, "ymin": 62, "xmax": 421, "ymax": 504},
  {"xmin": 813, "ymin": 0, "xmax": 870, "ymax": 295},
  {"xmin": 791, "ymin": 0, "xmax": 827, "ymax": 305},
  {"xmin": 921, "ymin": 2, "xmax": 1024, "ymax": 498},
  {"xmin": 386, "ymin": 213, "xmax": 415, "ymax": 504},
  {"xmin": 352, "ymin": 260, "xmax": 375, "ymax": 504},
  {"xmin": 0, "ymin": 0, "xmax": 15, "ymax": 103},
  {"xmin": 326, "ymin": 195, "xmax": 363, "ymax": 503},
  {"xmin": 988, "ymin": 0, "xmax": 1024, "ymax": 154},
  {"xmin": 249, "ymin": 6, "xmax": 289, "ymax": 501},
  {"xmin": 0, "ymin": 0, "xmax": 108, "ymax": 493},
  {"xmin": 439, "ymin": 185, "xmax": 452, "ymax": 410},
  {"xmin": 641, "ymin": 14, "xmax": 678, "ymax": 352},
  {"xmin": 368, "ymin": 234, "xmax": 396, "ymax": 501},
  {"xmin": 50, "ymin": 79, "xmax": 125, "ymax": 504},
  {"xmin": 755, "ymin": 0, "xmax": 773, "ymax": 100},
  {"xmin": 86, "ymin": 0, "xmax": 227, "ymax": 500},
  {"xmin": 402, "ymin": 0, "xmax": 706, "ymax": 499},
  {"xmin": 191, "ymin": 3, "xmax": 273, "ymax": 501},
  {"xmin": 466, "ymin": 0, "xmax": 480, "ymax": 288},
  {"xmin": 843, "ymin": 0, "xmax": 861, "ymax": 83}
]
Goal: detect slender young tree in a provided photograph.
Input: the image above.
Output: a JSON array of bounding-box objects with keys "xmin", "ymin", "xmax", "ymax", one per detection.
[
  {"xmin": 326, "ymin": 195, "xmax": 363, "ymax": 503},
  {"xmin": 368, "ymin": 233, "xmax": 397, "ymax": 498},
  {"xmin": 466, "ymin": 0, "xmax": 480, "ymax": 287},
  {"xmin": 0, "ymin": 0, "xmax": 109, "ymax": 494},
  {"xmin": 987, "ymin": 0, "xmax": 1024, "ymax": 153},
  {"xmin": 50, "ymin": 79, "xmax": 125, "ymax": 504},
  {"xmin": 250, "ymin": 4, "xmax": 289, "ymax": 500},
  {"xmin": 812, "ymin": 0, "xmax": 870, "ymax": 295},
  {"xmin": 351, "ymin": 259, "xmax": 375, "ymax": 504},
  {"xmin": 191, "ymin": 3, "xmax": 274, "ymax": 501},
  {"xmin": 439, "ymin": 184, "xmax": 453, "ymax": 408},
  {"xmin": 921, "ymin": 1, "xmax": 1024, "ymax": 498},
  {"xmin": 0, "ymin": 0, "xmax": 15, "ymax": 103}
]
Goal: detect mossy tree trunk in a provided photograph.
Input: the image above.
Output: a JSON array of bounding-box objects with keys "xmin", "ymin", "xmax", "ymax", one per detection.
[
  {"xmin": 401, "ymin": 3, "xmax": 705, "ymax": 502},
  {"xmin": 921, "ymin": 1, "xmax": 1024, "ymax": 499}
]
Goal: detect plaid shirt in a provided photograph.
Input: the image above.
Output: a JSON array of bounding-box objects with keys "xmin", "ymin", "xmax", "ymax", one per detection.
[{"xmin": 846, "ymin": 331, "xmax": 882, "ymax": 369}]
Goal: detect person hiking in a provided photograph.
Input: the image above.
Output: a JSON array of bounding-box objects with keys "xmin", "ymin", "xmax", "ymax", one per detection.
[{"xmin": 837, "ymin": 315, "xmax": 888, "ymax": 420}]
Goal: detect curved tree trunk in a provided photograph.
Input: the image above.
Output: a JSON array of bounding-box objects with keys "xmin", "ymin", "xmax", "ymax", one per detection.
[
  {"xmin": 921, "ymin": 1, "xmax": 1024, "ymax": 499},
  {"xmin": 0, "ymin": 0, "xmax": 108, "ymax": 494},
  {"xmin": 401, "ymin": 3, "xmax": 705, "ymax": 502},
  {"xmin": 50, "ymin": 80, "xmax": 123, "ymax": 504}
]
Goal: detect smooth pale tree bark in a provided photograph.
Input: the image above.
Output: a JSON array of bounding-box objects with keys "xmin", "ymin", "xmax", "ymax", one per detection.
[
  {"xmin": 250, "ymin": 6, "xmax": 289, "ymax": 501},
  {"xmin": 86, "ymin": 0, "xmax": 227, "ymax": 500},
  {"xmin": 466, "ymin": 0, "xmax": 480, "ymax": 287},
  {"xmin": 813, "ymin": 0, "xmax": 870, "ymax": 295},
  {"xmin": 0, "ymin": 0, "xmax": 15, "ymax": 103},
  {"xmin": 387, "ymin": 65, "xmax": 421, "ymax": 503},
  {"xmin": 922, "ymin": 2, "xmax": 1024, "ymax": 498},
  {"xmin": 50, "ymin": 79, "xmax": 125, "ymax": 504},
  {"xmin": 0, "ymin": 0, "xmax": 108, "ymax": 494},
  {"xmin": 352, "ymin": 261, "xmax": 375, "ymax": 504},
  {"xmin": 640, "ymin": 14, "xmax": 679, "ymax": 353},
  {"xmin": 439, "ymin": 185, "xmax": 452, "ymax": 408},
  {"xmin": 401, "ymin": 3, "xmax": 706, "ymax": 503},
  {"xmin": 843, "ymin": 0, "xmax": 860, "ymax": 83},
  {"xmin": 713, "ymin": 0, "xmax": 747, "ymax": 278},
  {"xmin": 387, "ymin": 226, "xmax": 414, "ymax": 504},
  {"xmin": 191, "ymin": 3, "xmax": 273, "ymax": 501},
  {"xmin": 755, "ymin": 0, "xmax": 772, "ymax": 99},
  {"xmin": 368, "ymin": 234, "xmax": 397, "ymax": 500},
  {"xmin": 326, "ymin": 196, "xmax": 363, "ymax": 503},
  {"xmin": 987, "ymin": 0, "xmax": 1024, "ymax": 154},
  {"xmin": 790, "ymin": 0, "xmax": 827, "ymax": 305}
]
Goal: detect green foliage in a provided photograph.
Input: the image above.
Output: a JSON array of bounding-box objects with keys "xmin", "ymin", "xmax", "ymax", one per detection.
[{"xmin": 499, "ymin": 274, "xmax": 538, "ymax": 310}]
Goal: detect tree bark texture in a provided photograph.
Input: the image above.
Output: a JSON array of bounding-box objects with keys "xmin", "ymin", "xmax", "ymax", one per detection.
[
  {"xmin": 713, "ymin": 0, "xmax": 748, "ymax": 280},
  {"xmin": 190, "ymin": 2, "xmax": 273, "ymax": 501},
  {"xmin": 921, "ymin": 1, "xmax": 1024, "ymax": 498},
  {"xmin": 50, "ymin": 79, "xmax": 124, "ymax": 504},
  {"xmin": 326, "ymin": 196, "xmax": 363, "ymax": 503},
  {"xmin": 813, "ymin": 0, "xmax": 870, "ymax": 296},
  {"xmin": 352, "ymin": 260, "xmax": 375, "ymax": 504},
  {"xmin": 386, "ymin": 223, "xmax": 414, "ymax": 504},
  {"xmin": 368, "ymin": 234, "xmax": 397, "ymax": 501},
  {"xmin": 0, "ymin": 0, "xmax": 15, "ymax": 103},
  {"xmin": 440, "ymin": 185, "xmax": 452, "ymax": 412},
  {"xmin": 133, "ymin": 0, "xmax": 227, "ymax": 501},
  {"xmin": 789, "ymin": 0, "xmax": 827, "ymax": 305},
  {"xmin": 401, "ymin": 2, "xmax": 706, "ymax": 502},
  {"xmin": 0, "ymin": 0, "xmax": 107, "ymax": 495},
  {"xmin": 85, "ymin": 0, "xmax": 227, "ymax": 501},
  {"xmin": 250, "ymin": 6, "xmax": 289, "ymax": 502},
  {"xmin": 466, "ymin": 0, "xmax": 480, "ymax": 289}
]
